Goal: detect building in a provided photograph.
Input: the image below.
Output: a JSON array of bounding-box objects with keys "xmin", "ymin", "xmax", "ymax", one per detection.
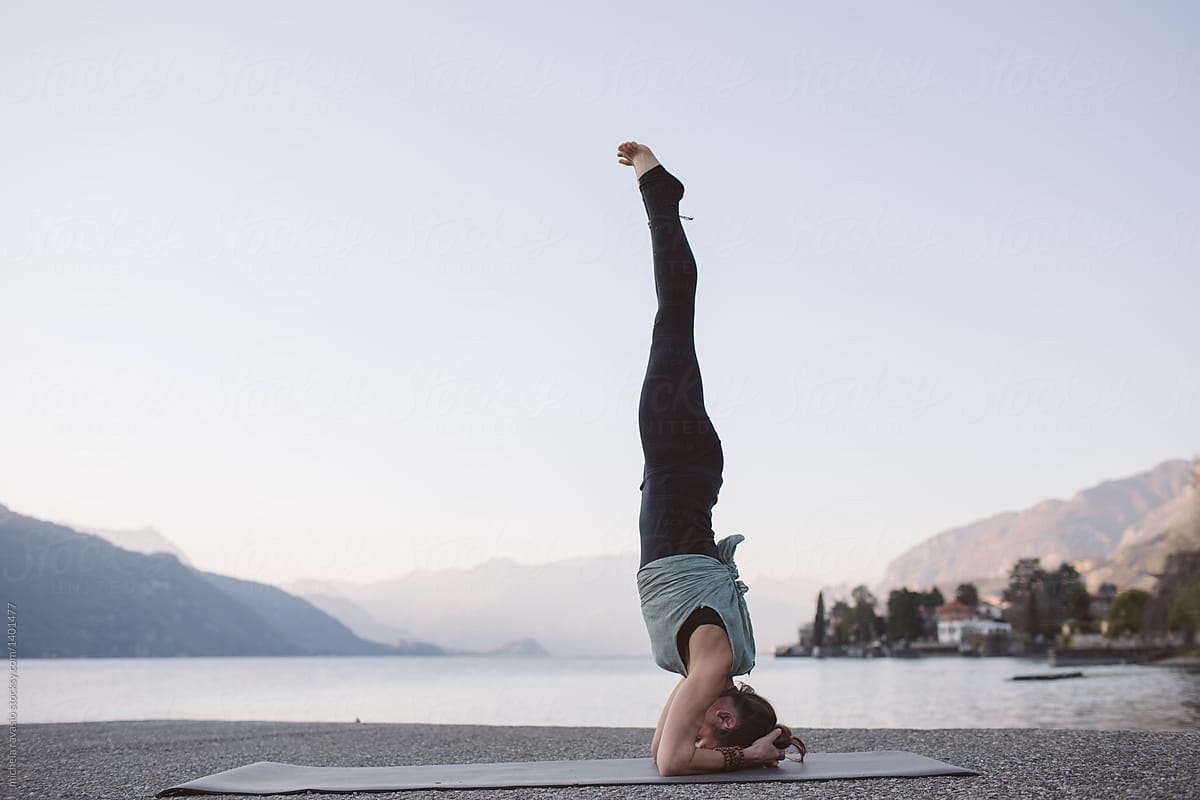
[{"xmin": 936, "ymin": 601, "xmax": 1013, "ymax": 644}]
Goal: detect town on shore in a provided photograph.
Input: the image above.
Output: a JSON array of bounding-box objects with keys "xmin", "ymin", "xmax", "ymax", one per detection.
[{"xmin": 775, "ymin": 552, "xmax": 1200, "ymax": 667}]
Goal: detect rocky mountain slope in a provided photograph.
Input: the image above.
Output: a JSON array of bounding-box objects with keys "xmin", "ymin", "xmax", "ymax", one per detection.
[{"xmin": 878, "ymin": 459, "xmax": 1196, "ymax": 594}]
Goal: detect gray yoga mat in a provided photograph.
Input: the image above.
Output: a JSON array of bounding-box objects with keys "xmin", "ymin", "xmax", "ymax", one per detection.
[{"xmin": 157, "ymin": 751, "xmax": 979, "ymax": 795}]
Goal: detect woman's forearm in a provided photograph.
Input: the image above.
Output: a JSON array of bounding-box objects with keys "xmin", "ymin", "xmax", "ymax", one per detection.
[
  {"xmin": 659, "ymin": 744, "xmax": 774, "ymax": 777},
  {"xmin": 658, "ymin": 746, "xmax": 727, "ymax": 776}
]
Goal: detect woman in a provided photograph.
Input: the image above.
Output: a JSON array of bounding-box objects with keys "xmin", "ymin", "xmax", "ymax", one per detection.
[{"xmin": 616, "ymin": 141, "xmax": 806, "ymax": 777}]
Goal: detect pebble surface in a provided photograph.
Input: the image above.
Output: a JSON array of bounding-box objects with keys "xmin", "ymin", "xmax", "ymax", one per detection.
[{"xmin": 8, "ymin": 721, "xmax": 1200, "ymax": 800}]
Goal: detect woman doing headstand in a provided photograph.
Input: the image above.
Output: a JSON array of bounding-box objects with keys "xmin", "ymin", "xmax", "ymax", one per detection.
[{"xmin": 617, "ymin": 141, "xmax": 806, "ymax": 777}]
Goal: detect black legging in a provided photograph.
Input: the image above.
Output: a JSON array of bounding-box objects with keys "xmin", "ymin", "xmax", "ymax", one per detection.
[{"xmin": 637, "ymin": 165, "xmax": 724, "ymax": 569}]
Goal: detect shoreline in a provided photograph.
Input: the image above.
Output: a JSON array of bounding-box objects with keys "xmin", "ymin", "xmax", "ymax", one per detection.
[{"xmin": 11, "ymin": 720, "xmax": 1200, "ymax": 800}]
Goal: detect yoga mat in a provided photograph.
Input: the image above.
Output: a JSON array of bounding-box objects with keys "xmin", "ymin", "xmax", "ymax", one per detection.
[{"xmin": 158, "ymin": 751, "xmax": 979, "ymax": 796}]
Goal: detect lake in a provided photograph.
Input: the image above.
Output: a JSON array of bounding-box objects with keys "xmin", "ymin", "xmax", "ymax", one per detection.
[{"xmin": 15, "ymin": 655, "xmax": 1200, "ymax": 730}]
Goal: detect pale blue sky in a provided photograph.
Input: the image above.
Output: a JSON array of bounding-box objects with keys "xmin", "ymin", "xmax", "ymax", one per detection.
[{"xmin": 2, "ymin": 1, "xmax": 1197, "ymax": 588}]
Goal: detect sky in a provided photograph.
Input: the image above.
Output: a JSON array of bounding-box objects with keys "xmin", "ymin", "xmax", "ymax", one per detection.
[{"xmin": 2, "ymin": 1, "xmax": 1197, "ymax": 590}]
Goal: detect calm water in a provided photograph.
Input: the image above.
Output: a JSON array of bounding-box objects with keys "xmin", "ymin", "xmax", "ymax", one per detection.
[{"xmin": 16, "ymin": 655, "xmax": 1200, "ymax": 730}]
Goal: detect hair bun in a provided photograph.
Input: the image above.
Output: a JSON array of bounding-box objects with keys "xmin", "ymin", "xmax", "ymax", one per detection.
[{"xmin": 772, "ymin": 724, "xmax": 807, "ymax": 762}]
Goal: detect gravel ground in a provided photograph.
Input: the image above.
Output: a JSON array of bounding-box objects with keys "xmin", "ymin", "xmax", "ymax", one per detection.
[{"xmin": 8, "ymin": 721, "xmax": 1199, "ymax": 800}]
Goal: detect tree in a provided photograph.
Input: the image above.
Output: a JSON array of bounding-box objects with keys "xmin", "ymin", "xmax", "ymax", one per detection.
[
  {"xmin": 850, "ymin": 585, "xmax": 878, "ymax": 643},
  {"xmin": 955, "ymin": 583, "xmax": 980, "ymax": 607},
  {"xmin": 1026, "ymin": 592, "xmax": 1041, "ymax": 638},
  {"xmin": 887, "ymin": 588, "xmax": 923, "ymax": 642},
  {"xmin": 851, "ymin": 585, "xmax": 876, "ymax": 607},
  {"xmin": 829, "ymin": 600, "xmax": 852, "ymax": 646},
  {"xmin": 1044, "ymin": 563, "xmax": 1084, "ymax": 630},
  {"xmin": 812, "ymin": 592, "xmax": 826, "ymax": 648},
  {"xmin": 1168, "ymin": 580, "xmax": 1200, "ymax": 646},
  {"xmin": 915, "ymin": 587, "xmax": 944, "ymax": 638},
  {"xmin": 921, "ymin": 587, "xmax": 945, "ymax": 612},
  {"xmin": 1003, "ymin": 558, "xmax": 1083, "ymax": 636},
  {"xmin": 1106, "ymin": 589, "xmax": 1150, "ymax": 638},
  {"xmin": 1067, "ymin": 584, "xmax": 1094, "ymax": 633},
  {"xmin": 1004, "ymin": 558, "xmax": 1044, "ymax": 634}
]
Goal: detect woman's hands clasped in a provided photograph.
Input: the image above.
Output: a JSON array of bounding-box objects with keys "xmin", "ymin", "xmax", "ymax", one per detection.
[{"xmin": 744, "ymin": 727, "xmax": 789, "ymax": 768}]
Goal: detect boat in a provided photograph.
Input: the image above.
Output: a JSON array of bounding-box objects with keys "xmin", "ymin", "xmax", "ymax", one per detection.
[{"xmin": 1011, "ymin": 671, "xmax": 1084, "ymax": 681}]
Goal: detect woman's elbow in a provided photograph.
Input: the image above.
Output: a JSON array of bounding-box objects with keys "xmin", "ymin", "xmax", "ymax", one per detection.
[{"xmin": 656, "ymin": 756, "xmax": 690, "ymax": 778}]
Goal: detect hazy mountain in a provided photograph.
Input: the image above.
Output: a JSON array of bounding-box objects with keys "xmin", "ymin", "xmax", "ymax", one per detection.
[
  {"xmin": 0, "ymin": 503, "xmax": 441, "ymax": 657},
  {"xmin": 294, "ymin": 589, "xmax": 414, "ymax": 645},
  {"xmin": 740, "ymin": 574, "xmax": 827, "ymax": 649},
  {"xmin": 485, "ymin": 638, "xmax": 549, "ymax": 656},
  {"xmin": 60, "ymin": 523, "xmax": 192, "ymax": 566},
  {"xmin": 290, "ymin": 555, "xmax": 644, "ymax": 657},
  {"xmin": 288, "ymin": 555, "xmax": 822, "ymax": 656},
  {"xmin": 196, "ymin": 572, "xmax": 440, "ymax": 655},
  {"xmin": 879, "ymin": 459, "xmax": 1195, "ymax": 594}
]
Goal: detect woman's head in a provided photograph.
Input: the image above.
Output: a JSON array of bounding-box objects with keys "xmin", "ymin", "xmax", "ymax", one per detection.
[{"xmin": 710, "ymin": 683, "xmax": 807, "ymax": 760}]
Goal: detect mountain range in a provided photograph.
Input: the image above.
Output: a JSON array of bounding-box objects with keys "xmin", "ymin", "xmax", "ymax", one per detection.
[
  {"xmin": 287, "ymin": 461, "xmax": 1196, "ymax": 655},
  {"xmin": 0, "ymin": 503, "xmax": 442, "ymax": 657},
  {"xmin": 284, "ymin": 557, "xmax": 825, "ymax": 658},
  {"xmin": 878, "ymin": 458, "xmax": 1197, "ymax": 598},
  {"xmin": 6, "ymin": 457, "xmax": 1192, "ymax": 658}
]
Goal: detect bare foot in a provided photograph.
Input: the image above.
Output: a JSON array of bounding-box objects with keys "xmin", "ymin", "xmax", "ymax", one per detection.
[{"xmin": 616, "ymin": 141, "xmax": 661, "ymax": 180}]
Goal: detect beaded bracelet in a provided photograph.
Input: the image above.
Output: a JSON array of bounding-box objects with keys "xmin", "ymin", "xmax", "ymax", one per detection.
[{"xmin": 715, "ymin": 745, "xmax": 744, "ymax": 771}]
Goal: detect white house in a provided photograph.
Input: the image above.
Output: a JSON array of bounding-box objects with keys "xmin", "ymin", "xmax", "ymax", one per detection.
[
  {"xmin": 937, "ymin": 617, "xmax": 1013, "ymax": 644},
  {"xmin": 936, "ymin": 601, "xmax": 1013, "ymax": 644}
]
